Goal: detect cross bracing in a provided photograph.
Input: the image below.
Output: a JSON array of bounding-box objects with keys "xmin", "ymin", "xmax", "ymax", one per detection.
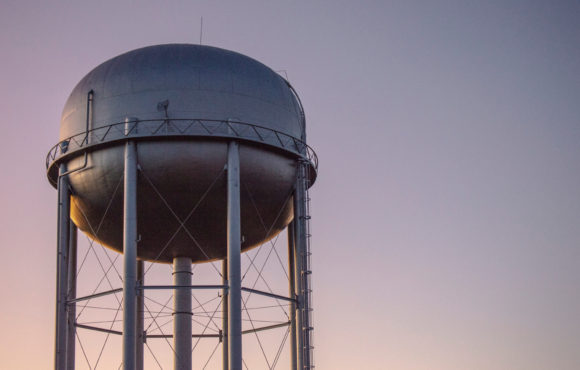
[{"xmin": 58, "ymin": 158, "xmax": 315, "ymax": 369}]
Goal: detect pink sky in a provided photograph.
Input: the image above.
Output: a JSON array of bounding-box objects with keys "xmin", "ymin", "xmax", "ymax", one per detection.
[{"xmin": 1, "ymin": 1, "xmax": 580, "ymax": 369}]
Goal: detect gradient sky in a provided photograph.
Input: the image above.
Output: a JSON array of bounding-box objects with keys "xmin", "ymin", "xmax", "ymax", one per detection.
[{"xmin": 1, "ymin": 1, "xmax": 580, "ymax": 369}]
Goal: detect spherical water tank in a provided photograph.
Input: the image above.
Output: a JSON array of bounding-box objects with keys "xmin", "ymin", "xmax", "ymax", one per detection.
[{"xmin": 46, "ymin": 44, "xmax": 316, "ymax": 263}]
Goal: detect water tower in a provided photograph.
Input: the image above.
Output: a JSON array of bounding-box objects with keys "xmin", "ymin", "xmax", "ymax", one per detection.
[{"xmin": 46, "ymin": 44, "xmax": 317, "ymax": 369}]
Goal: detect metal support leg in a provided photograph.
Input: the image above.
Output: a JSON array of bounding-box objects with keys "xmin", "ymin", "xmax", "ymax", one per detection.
[
  {"xmin": 288, "ymin": 221, "xmax": 298, "ymax": 370},
  {"xmin": 66, "ymin": 223, "xmax": 77, "ymax": 370},
  {"xmin": 227, "ymin": 141, "xmax": 242, "ymax": 370},
  {"xmin": 136, "ymin": 261, "xmax": 145, "ymax": 370},
  {"xmin": 173, "ymin": 257, "xmax": 192, "ymax": 370},
  {"xmin": 55, "ymin": 163, "xmax": 70, "ymax": 370},
  {"xmin": 222, "ymin": 259, "xmax": 229, "ymax": 370},
  {"xmin": 123, "ymin": 140, "xmax": 138, "ymax": 370}
]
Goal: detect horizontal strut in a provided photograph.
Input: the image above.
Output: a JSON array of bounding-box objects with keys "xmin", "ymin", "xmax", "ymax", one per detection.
[
  {"xmin": 241, "ymin": 287, "xmax": 297, "ymax": 303},
  {"xmin": 242, "ymin": 321, "xmax": 291, "ymax": 335},
  {"xmin": 76, "ymin": 324, "xmax": 122, "ymax": 336},
  {"xmin": 67, "ymin": 288, "xmax": 123, "ymax": 303},
  {"xmin": 75, "ymin": 320, "xmax": 291, "ymax": 338},
  {"xmin": 147, "ymin": 334, "xmax": 221, "ymax": 339},
  {"xmin": 148, "ymin": 322, "xmax": 291, "ymax": 339},
  {"xmin": 139, "ymin": 284, "xmax": 226, "ymax": 290}
]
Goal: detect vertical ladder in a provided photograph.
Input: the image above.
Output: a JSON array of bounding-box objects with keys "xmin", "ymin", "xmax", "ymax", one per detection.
[{"xmin": 299, "ymin": 160, "xmax": 315, "ymax": 369}]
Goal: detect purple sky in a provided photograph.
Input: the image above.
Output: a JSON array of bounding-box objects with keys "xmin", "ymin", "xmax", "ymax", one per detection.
[{"xmin": 1, "ymin": 1, "xmax": 580, "ymax": 369}]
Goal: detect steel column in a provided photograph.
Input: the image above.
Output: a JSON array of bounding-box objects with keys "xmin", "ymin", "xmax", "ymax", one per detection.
[
  {"xmin": 227, "ymin": 141, "xmax": 242, "ymax": 370},
  {"xmin": 173, "ymin": 257, "xmax": 192, "ymax": 370},
  {"xmin": 66, "ymin": 223, "xmax": 77, "ymax": 370},
  {"xmin": 136, "ymin": 261, "xmax": 145, "ymax": 370},
  {"xmin": 222, "ymin": 259, "xmax": 229, "ymax": 370},
  {"xmin": 288, "ymin": 221, "xmax": 298, "ymax": 370},
  {"xmin": 123, "ymin": 140, "xmax": 138, "ymax": 370},
  {"xmin": 55, "ymin": 163, "xmax": 70, "ymax": 370}
]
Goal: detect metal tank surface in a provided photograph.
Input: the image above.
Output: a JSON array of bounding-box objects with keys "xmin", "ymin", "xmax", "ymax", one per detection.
[{"xmin": 46, "ymin": 44, "xmax": 317, "ymax": 263}]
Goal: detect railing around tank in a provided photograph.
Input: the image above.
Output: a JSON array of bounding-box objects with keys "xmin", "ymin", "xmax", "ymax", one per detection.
[{"xmin": 46, "ymin": 118, "xmax": 318, "ymax": 179}]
